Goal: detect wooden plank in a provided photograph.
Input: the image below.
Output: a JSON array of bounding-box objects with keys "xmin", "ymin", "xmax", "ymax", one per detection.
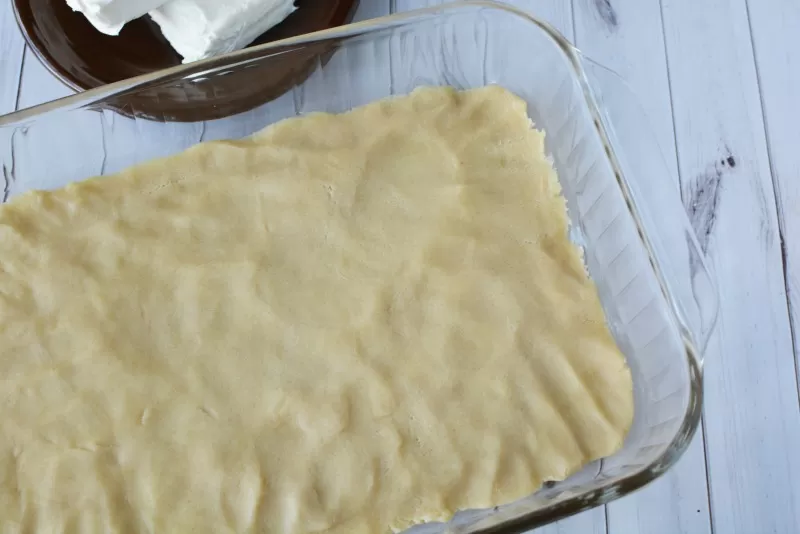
[
  {"xmin": 0, "ymin": 1, "xmax": 25, "ymax": 114},
  {"xmin": 17, "ymin": 49, "xmax": 75, "ymax": 109},
  {"xmin": 571, "ymin": 1, "xmax": 712, "ymax": 533},
  {"xmin": 0, "ymin": 1, "xmax": 26, "ymax": 201},
  {"xmin": 391, "ymin": 0, "xmax": 573, "ymax": 45},
  {"xmin": 12, "ymin": 54, "xmax": 106, "ymax": 194},
  {"xmin": 746, "ymin": 0, "xmax": 800, "ymax": 394},
  {"xmin": 659, "ymin": 0, "xmax": 800, "ymax": 533}
]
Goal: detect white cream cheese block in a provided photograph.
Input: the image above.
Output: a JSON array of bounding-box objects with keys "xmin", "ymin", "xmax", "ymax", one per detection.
[
  {"xmin": 65, "ymin": 0, "xmax": 170, "ymax": 35},
  {"xmin": 149, "ymin": 0, "xmax": 297, "ymax": 64}
]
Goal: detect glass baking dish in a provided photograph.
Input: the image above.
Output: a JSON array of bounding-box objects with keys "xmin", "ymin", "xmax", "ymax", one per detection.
[{"xmin": 0, "ymin": 1, "xmax": 718, "ymax": 531}]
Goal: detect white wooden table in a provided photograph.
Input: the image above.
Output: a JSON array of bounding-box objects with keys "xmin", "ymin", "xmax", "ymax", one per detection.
[{"xmin": 1, "ymin": 0, "xmax": 799, "ymax": 532}]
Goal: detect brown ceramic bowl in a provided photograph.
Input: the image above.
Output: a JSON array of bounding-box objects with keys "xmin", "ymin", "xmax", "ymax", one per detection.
[{"xmin": 12, "ymin": 0, "xmax": 359, "ymax": 121}]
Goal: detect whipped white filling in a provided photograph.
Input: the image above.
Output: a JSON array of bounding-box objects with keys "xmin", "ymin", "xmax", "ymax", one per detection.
[
  {"xmin": 149, "ymin": 0, "xmax": 296, "ymax": 64},
  {"xmin": 65, "ymin": 0, "xmax": 170, "ymax": 35}
]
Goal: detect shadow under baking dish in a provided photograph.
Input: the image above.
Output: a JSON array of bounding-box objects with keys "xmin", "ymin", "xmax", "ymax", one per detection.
[{"xmin": 11, "ymin": 0, "xmax": 359, "ymax": 121}]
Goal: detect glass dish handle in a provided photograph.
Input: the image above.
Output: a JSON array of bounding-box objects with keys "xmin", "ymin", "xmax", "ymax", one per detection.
[{"xmin": 577, "ymin": 54, "xmax": 719, "ymax": 359}]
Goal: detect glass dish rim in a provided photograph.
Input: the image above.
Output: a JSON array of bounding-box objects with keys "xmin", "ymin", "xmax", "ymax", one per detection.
[{"xmin": 0, "ymin": 1, "xmax": 708, "ymax": 530}]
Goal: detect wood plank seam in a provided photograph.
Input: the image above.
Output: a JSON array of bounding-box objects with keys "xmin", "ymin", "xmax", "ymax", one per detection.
[
  {"xmin": 568, "ymin": 0, "xmax": 715, "ymax": 531},
  {"xmin": 659, "ymin": 0, "xmax": 798, "ymax": 532},
  {"xmin": 0, "ymin": 9, "xmax": 25, "ymax": 200},
  {"xmin": 13, "ymin": 47, "xmax": 25, "ymax": 112},
  {"xmin": 656, "ymin": 0, "xmax": 717, "ymax": 531},
  {"xmin": 570, "ymin": 0, "xmax": 579, "ymax": 63},
  {"xmin": 656, "ymin": 0, "xmax": 723, "ymax": 530},
  {"xmin": 742, "ymin": 0, "xmax": 800, "ymax": 408}
]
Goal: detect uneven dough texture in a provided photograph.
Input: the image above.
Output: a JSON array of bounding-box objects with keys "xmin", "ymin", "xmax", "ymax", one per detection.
[{"xmin": 0, "ymin": 86, "xmax": 633, "ymax": 533}]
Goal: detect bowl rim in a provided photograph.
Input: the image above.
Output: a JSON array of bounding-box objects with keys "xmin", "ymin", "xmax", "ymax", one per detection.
[
  {"xmin": 11, "ymin": 0, "xmax": 85, "ymax": 92},
  {"xmin": 9, "ymin": 0, "xmax": 360, "ymax": 97},
  {"xmin": 2, "ymin": 1, "xmax": 565, "ymax": 125},
  {"xmin": 0, "ymin": 2, "xmax": 713, "ymax": 530}
]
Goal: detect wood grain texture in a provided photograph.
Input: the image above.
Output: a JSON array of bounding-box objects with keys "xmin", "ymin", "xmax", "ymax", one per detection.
[
  {"xmin": 0, "ymin": 1, "xmax": 24, "ymax": 114},
  {"xmin": 0, "ymin": 0, "xmax": 25, "ymax": 202},
  {"xmin": 660, "ymin": 1, "xmax": 800, "ymax": 534},
  {"xmin": 17, "ymin": 47, "xmax": 73, "ymax": 108},
  {"xmin": 746, "ymin": 0, "xmax": 800, "ymax": 401},
  {"xmin": 572, "ymin": 1, "xmax": 713, "ymax": 532}
]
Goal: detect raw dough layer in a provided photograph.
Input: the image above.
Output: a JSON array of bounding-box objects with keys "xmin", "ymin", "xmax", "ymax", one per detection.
[{"xmin": 0, "ymin": 86, "xmax": 633, "ymax": 533}]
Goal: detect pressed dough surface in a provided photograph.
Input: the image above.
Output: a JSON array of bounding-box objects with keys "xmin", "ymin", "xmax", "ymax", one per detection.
[{"xmin": 0, "ymin": 86, "xmax": 633, "ymax": 533}]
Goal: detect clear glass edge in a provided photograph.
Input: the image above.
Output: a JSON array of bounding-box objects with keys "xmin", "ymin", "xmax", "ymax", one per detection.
[
  {"xmin": 577, "ymin": 56, "xmax": 720, "ymax": 357},
  {"xmin": 0, "ymin": 1, "xmax": 718, "ymax": 530}
]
